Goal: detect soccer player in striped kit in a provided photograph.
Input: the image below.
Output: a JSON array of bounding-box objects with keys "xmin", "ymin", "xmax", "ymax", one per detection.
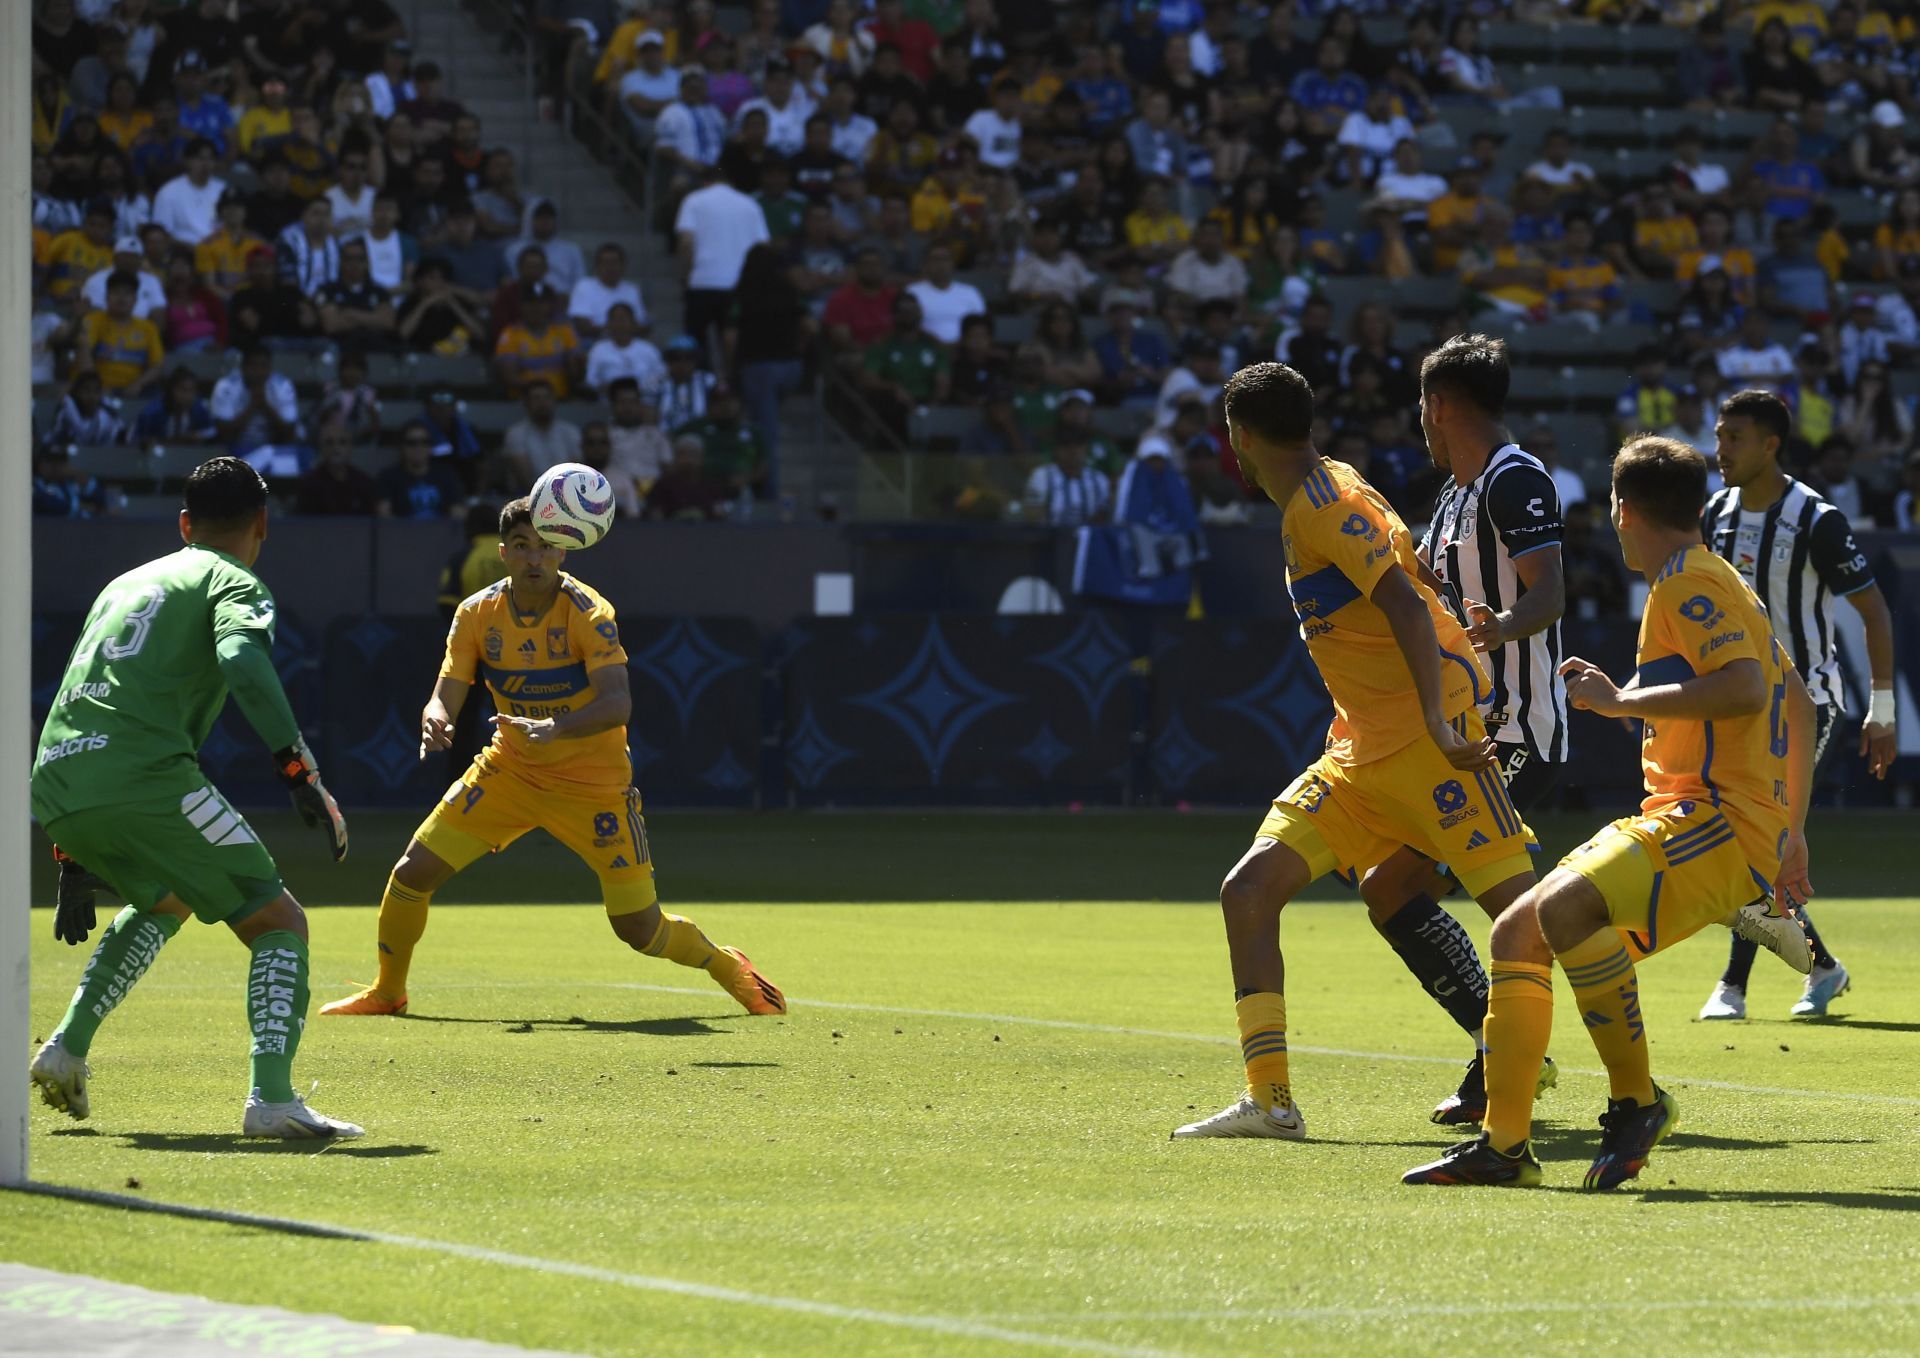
[
  {"xmin": 1359, "ymin": 334, "xmax": 1570, "ymax": 1126},
  {"xmin": 1696, "ymin": 389, "xmax": 1898, "ymax": 1020}
]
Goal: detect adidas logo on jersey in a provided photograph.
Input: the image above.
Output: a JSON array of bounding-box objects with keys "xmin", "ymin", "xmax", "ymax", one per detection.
[
  {"xmin": 609, "ymin": 855, "xmax": 629, "ymax": 869},
  {"xmin": 1465, "ymin": 830, "xmax": 1490, "ymax": 850}
]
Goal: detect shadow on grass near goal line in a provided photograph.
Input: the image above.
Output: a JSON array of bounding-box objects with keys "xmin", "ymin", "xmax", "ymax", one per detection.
[
  {"xmin": 1628, "ymin": 1186, "xmax": 1920, "ymax": 1212},
  {"xmin": 395, "ymin": 1013, "xmax": 743, "ymax": 1036},
  {"xmin": 47, "ymin": 1128, "xmax": 435, "ymax": 1158}
]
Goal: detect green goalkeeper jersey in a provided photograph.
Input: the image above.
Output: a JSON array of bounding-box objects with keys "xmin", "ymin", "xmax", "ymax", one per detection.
[{"xmin": 32, "ymin": 544, "xmax": 301, "ymax": 820}]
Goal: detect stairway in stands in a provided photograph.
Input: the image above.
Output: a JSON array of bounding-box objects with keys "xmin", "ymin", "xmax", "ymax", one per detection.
[{"xmin": 410, "ymin": 0, "xmax": 863, "ymax": 518}]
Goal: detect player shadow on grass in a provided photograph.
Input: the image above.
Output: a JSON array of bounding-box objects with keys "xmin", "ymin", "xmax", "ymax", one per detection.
[
  {"xmin": 398, "ymin": 1014, "xmax": 740, "ymax": 1036},
  {"xmin": 1526, "ymin": 1126, "xmax": 1856, "ymax": 1155},
  {"xmin": 102, "ymin": 1133, "xmax": 436, "ymax": 1157},
  {"xmin": 1627, "ymin": 1186, "xmax": 1920, "ymax": 1212}
]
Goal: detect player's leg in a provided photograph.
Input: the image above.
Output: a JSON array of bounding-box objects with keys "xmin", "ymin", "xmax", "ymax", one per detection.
[
  {"xmin": 1173, "ymin": 763, "xmax": 1392, "ymax": 1141},
  {"xmin": 228, "ymin": 890, "xmax": 361, "ymax": 1138},
  {"xmin": 1360, "ymin": 846, "xmax": 1490, "ymax": 1053},
  {"xmin": 1706, "ymin": 703, "xmax": 1841, "ymax": 1019},
  {"xmin": 563, "ymin": 788, "xmax": 787, "ymax": 1015},
  {"xmin": 323, "ymin": 768, "xmax": 525, "ymax": 1015}
]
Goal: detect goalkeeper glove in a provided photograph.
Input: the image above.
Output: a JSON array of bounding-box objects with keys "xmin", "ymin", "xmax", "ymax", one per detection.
[
  {"xmin": 275, "ymin": 738, "xmax": 349, "ymax": 861},
  {"xmin": 51, "ymin": 846, "xmax": 110, "ymax": 946}
]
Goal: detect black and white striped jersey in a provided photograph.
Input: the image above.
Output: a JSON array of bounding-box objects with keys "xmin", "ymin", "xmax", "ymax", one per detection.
[
  {"xmin": 1702, "ymin": 477, "xmax": 1877, "ymax": 711},
  {"xmin": 1419, "ymin": 442, "xmax": 1569, "ymax": 761}
]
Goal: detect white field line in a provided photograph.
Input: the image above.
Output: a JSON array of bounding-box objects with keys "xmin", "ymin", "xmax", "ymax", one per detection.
[
  {"xmin": 113, "ymin": 978, "xmax": 1920, "ymax": 1109},
  {"xmin": 978, "ymin": 1294, "xmax": 1920, "ymax": 1326},
  {"xmin": 8, "ymin": 1183, "xmax": 1189, "ymax": 1358}
]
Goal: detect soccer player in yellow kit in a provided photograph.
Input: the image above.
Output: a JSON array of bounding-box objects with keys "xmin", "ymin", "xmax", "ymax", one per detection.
[
  {"xmin": 321, "ymin": 498, "xmax": 785, "ymax": 1018},
  {"xmin": 1405, "ymin": 436, "xmax": 1815, "ymax": 1190},
  {"xmin": 1174, "ymin": 363, "xmax": 1540, "ymax": 1140}
]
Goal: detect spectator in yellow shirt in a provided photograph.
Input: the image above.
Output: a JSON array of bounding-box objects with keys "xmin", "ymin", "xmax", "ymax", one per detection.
[
  {"xmin": 1124, "ymin": 177, "xmax": 1192, "ymax": 269},
  {"xmin": 1874, "ymin": 187, "xmax": 1920, "ymax": 280},
  {"xmin": 77, "ymin": 272, "xmax": 165, "ymax": 397},
  {"xmin": 1546, "ymin": 211, "xmax": 1622, "ymax": 326},
  {"xmin": 1630, "ymin": 182, "xmax": 1700, "ymax": 277},
  {"xmin": 46, "ymin": 203, "xmax": 118, "ymax": 303},
  {"xmin": 1458, "ymin": 208, "xmax": 1549, "ymax": 319},
  {"xmin": 97, "ymin": 74, "xmax": 153, "ymax": 152},
  {"xmin": 1746, "ymin": 1, "xmax": 1827, "ymax": 56},
  {"xmin": 1675, "ymin": 204, "xmax": 1757, "ymax": 304},
  {"xmin": 236, "ymin": 77, "xmax": 294, "ymax": 159},
  {"xmin": 909, "ymin": 147, "xmax": 987, "ymax": 261},
  {"xmin": 194, "ymin": 189, "xmax": 264, "ymax": 296},
  {"xmin": 493, "ymin": 282, "xmax": 585, "ymax": 399},
  {"xmin": 1426, "ymin": 158, "xmax": 1497, "ymax": 273}
]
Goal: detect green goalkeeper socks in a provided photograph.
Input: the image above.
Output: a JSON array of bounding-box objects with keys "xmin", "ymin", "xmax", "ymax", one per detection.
[
  {"xmin": 53, "ymin": 907, "xmax": 183, "ymax": 1058},
  {"xmin": 247, "ymin": 930, "xmax": 310, "ymax": 1103}
]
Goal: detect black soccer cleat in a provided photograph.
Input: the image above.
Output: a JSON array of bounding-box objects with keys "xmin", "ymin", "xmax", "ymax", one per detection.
[
  {"xmin": 1403, "ymin": 1133, "xmax": 1543, "ymax": 1187},
  {"xmin": 1583, "ymin": 1086, "xmax": 1680, "ymax": 1191}
]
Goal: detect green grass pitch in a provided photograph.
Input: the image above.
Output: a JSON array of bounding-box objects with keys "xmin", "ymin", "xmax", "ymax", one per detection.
[{"xmin": 7, "ymin": 809, "xmax": 1920, "ymax": 1357}]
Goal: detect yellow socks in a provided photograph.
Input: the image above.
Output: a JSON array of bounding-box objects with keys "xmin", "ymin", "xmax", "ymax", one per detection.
[
  {"xmin": 642, "ymin": 912, "xmax": 739, "ymax": 980},
  {"xmin": 1559, "ymin": 929, "xmax": 1654, "ymax": 1107},
  {"xmin": 1483, "ymin": 960, "xmax": 1553, "ymax": 1152},
  {"xmin": 373, "ymin": 877, "xmax": 430, "ymax": 997},
  {"xmin": 1235, "ymin": 992, "xmax": 1292, "ymax": 1111}
]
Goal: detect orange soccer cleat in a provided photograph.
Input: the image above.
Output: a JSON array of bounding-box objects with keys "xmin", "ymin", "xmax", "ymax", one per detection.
[
  {"xmin": 718, "ymin": 948, "xmax": 786, "ymax": 1016},
  {"xmin": 318, "ymin": 985, "xmax": 409, "ymax": 1017}
]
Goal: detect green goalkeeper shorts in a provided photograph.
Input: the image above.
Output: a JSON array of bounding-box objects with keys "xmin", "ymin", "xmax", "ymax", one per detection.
[{"xmin": 43, "ymin": 785, "xmax": 286, "ymax": 925}]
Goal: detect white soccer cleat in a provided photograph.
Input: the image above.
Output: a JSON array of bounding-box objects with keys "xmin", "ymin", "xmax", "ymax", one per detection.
[
  {"xmin": 1724, "ymin": 896, "xmax": 1812, "ymax": 975},
  {"xmin": 1697, "ymin": 981, "xmax": 1747, "ymax": 1021},
  {"xmin": 1791, "ymin": 961, "xmax": 1850, "ymax": 1018},
  {"xmin": 1171, "ymin": 1093, "xmax": 1307, "ymax": 1140},
  {"xmin": 243, "ymin": 1091, "xmax": 365, "ymax": 1140},
  {"xmin": 29, "ymin": 1037, "xmax": 90, "ymax": 1121}
]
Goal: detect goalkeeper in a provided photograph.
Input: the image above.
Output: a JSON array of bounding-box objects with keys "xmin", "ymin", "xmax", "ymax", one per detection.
[{"xmin": 30, "ymin": 457, "xmax": 362, "ymax": 1140}]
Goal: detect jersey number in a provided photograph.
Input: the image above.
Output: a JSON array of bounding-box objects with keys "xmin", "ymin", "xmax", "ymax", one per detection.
[
  {"xmin": 77, "ymin": 587, "xmax": 167, "ymax": 664},
  {"xmin": 1767, "ymin": 681, "xmax": 1790, "ymax": 758}
]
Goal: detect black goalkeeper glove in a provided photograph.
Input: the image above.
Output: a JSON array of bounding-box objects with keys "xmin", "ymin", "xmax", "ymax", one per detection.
[
  {"xmin": 275, "ymin": 739, "xmax": 349, "ymax": 861},
  {"xmin": 52, "ymin": 846, "xmax": 110, "ymax": 946}
]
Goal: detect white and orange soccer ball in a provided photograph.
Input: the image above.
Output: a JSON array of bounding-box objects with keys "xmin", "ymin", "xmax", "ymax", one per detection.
[{"xmin": 529, "ymin": 462, "xmax": 616, "ymax": 549}]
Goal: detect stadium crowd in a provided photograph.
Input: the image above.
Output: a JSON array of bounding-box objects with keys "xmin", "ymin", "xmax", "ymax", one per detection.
[{"xmin": 26, "ymin": 0, "xmax": 1920, "ymax": 545}]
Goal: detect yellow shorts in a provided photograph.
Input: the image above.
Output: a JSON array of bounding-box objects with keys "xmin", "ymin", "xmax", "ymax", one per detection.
[
  {"xmin": 1557, "ymin": 801, "xmax": 1769, "ymax": 962},
  {"xmin": 1256, "ymin": 711, "xmax": 1535, "ymax": 899},
  {"xmin": 416, "ymin": 759, "xmax": 658, "ymax": 916}
]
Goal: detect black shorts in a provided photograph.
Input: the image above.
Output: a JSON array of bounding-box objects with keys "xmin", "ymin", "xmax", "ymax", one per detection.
[{"xmin": 1493, "ymin": 742, "xmax": 1562, "ymax": 815}]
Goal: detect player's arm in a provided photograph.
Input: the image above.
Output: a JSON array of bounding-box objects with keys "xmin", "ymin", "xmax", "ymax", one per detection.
[
  {"xmin": 1464, "ymin": 466, "xmax": 1566, "ymax": 651},
  {"xmin": 1373, "ymin": 564, "xmax": 1496, "ymax": 770},
  {"xmin": 493, "ymin": 663, "xmax": 630, "ymax": 744},
  {"xmin": 418, "ymin": 674, "xmax": 472, "ymax": 754},
  {"xmin": 1562, "ymin": 654, "xmax": 1766, "ymax": 720},
  {"xmin": 1844, "ymin": 582, "xmax": 1897, "ymax": 778}
]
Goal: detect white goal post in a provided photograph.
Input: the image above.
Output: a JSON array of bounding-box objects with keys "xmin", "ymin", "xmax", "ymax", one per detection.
[{"xmin": 4, "ymin": 0, "xmax": 36, "ymax": 1187}]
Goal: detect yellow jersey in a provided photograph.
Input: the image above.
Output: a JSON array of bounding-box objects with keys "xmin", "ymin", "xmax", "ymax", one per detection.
[
  {"xmin": 196, "ymin": 229, "xmax": 264, "ymax": 293},
  {"xmin": 47, "ymin": 231, "xmax": 115, "ymax": 301},
  {"xmin": 442, "ymin": 573, "xmax": 632, "ymax": 794},
  {"xmin": 1635, "ymin": 546, "xmax": 1794, "ymax": 881},
  {"xmin": 1676, "ymin": 246, "xmax": 1757, "ymax": 302},
  {"xmin": 1283, "ymin": 456, "xmax": 1485, "ymax": 767},
  {"xmin": 78, "ymin": 312, "xmax": 163, "ymax": 393},
  {"xmin": 495, "ymin": 322, "xmax": 581, "ymax": 399}
]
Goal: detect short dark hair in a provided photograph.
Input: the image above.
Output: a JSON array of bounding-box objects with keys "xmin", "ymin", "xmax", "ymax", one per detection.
[
  {"xmin": 105, "ymin": 269, "xmax": 138, "ymax": 294},
  {"xmin": 607, "ymin": 376, "xmax": 642, "ymax": 399},
  {"xmin": 184, "ymin": 456, "xmax": 268, "ymax": 530},
  {"xmin": 1222, "ymin": 361, "xmax": 1315, "ymax": 447},
  {"xmin": 499, "ymin": 496, "xmax": 534, "ymax": 538},
  {"xmin": 1613, "ymin": 434, "xmax": 1707, "ymax": 532},
  {"xmin": 1420, "ymin": 332, "xmax": 1509, "ymax": 416},
  {"xmin": 1720, "ymin": 388, "xmax": 1791, "ymax": 449}
]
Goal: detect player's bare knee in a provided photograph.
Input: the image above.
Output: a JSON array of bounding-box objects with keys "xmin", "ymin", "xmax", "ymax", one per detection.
[
  {"xmin": 1531, "ymin": 870, "xmax": 1610, "ymax": 953},
  {"xmin": 1220, "ymin": 845, "xmax": 1305, "ymax": 925},
  {"xmin": 1358, "ymin": 870, "xmax": 1404, "ymax": 928},
  {"xmin": 230, "ymin": 890, "xmax": 307, "ymax": 946},
  {"xmin": 1487, "ymin": 893, "xmax": 1546, "ymax": 962},
  {"xmin": 609, "ymin": 903, "xmax": 661, "ymax": 952},
  {"xmin": 394, "ymin": 839, "xmax": 455, "ymax": 894}
]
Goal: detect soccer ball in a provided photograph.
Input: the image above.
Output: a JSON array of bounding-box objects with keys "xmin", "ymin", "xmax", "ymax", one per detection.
[{"xmin": 530, "ymin": 463, "xmax": 616, "ymax": 549}]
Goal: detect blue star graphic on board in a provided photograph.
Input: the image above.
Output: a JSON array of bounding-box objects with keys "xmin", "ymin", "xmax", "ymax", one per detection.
[
  {"xmin": 632, "ymin": 621, "xmax": 746, "ymax": 725},
  {"xmin": 1033, "ymin": 614, "xmax": 1132, "ymax": 723},
  {"xmin": 850, "ymin": 621, "xmax": 1016, "ymax": 786},
  {"xmin": 700, "ymin": 749, "xmax": 755, "ymax": 792},
  {"xmin": 627, "ymin": 728, "xmax": 663, "ymax": 782},
  {"xmin": 340, "ymin": 615, "xmax": 396, "ymax": 666},
  {"xmin": 346, "ymin": 707, "xmax": 423, "ymax": 789},
  {"xmin": 1215, "ymin": 651, "xmax": 1333, "ymax": 766},
  {"xmin": 785, "ymin": 703, "xmax": 854, "ymax": 790},
  {"xmin": 1151, "ymin": 711, "xmax": 1216, "ymax": 795},
  {"xmin": 1016, "ymin": 722, "xmax": 1075, "ymax": 781}
]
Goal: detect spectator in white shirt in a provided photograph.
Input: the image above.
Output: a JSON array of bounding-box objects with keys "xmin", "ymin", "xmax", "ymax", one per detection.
[
  {"xmin": 502, "ymin": 379, "xmax": 584, "ymax": 484},
  {"xmin": 905, "ymin": 243, "xmax": 987, "ymax": 345},
  {"xmin": 674, "ymin": 162, "xmax": 770, "ymax": 353},
  {"xmin": 1026, "ymin": 435, "xmax": 1112, "ymax": 526},
  {"xmin": 504, "ymin": 198, "xmax": 587, "ymax": 297},
  {"xmin": 604, "ymin": 377, "xmax": 672, "ymax": 512},
  {"xmin": 655, "ymin": 69, "xmax": 729, "ymax": 184},
  {"xmin": 1876, "ymin": 256, "xmax": 1920, "ymax": 359},
  {"xmin": 1523, "ymin": 127, "xmax": 1597, "ymax": 203},
  {"xmin": 364, "ymin": 40, "xmax": 416, "ymax": 121},
  {"xmin": 277, "ymin": 198, "xmax": 342, "ymax": 297},
  {"xmin": 1716, "ymin": 310, "xmax": 1795, "ymax": 388},
  {"xmin": 1337, "ymin": 86, "xmax": 1415, "ymax": 187},
  {"xmin": 733, "ymin": 60, "xmax": 814, "ymax": 158},
  {"xmin": 210, "ymin": 346, "xmax": 305, "ymax": 472},
  {"xmin": 1668, "ymin": 124, "xmax": 1731, "ymax": 212},
  {"xmin": 1371, "ymin": 140, "xmax": 1449, "ymax": 220},
  {"xmin": 1166, "ymin": 219, "xmax": 1249, "ymax": 309},
  {"xmin": 1008, "ymin": 215, "xmax": 1099, "ymax": 307},
  {"xmin": 1836, "ymin": 291, "xmax": 1894, "ymax": 385},
  {"xmin": 1124, "ymin": 89, "xmax": 1189, "ymax": 180},
  {"xmin": 822, "ymin": 74, "xmax": 878, "ymax": 163},
  {"xmin": 963, "ymin": 77, "xmax": 1025, "ymax": 171},
  {"xmin": 618, "ymin": 32, "xmax": 681, "ymax": 145},
  {"xmin": 586, "ymin": 303, "xmax": 667, "ymax": 395},
  {"xmin": 567, "ymin": 242, "xmax": 648, "ymax": 338},
  {"xmin": 1153, "ymin": 338, "xmax": 1224, "ymax": 430},
  {"xmin": 81, "ymin": 237, "xmax": 167, "ymax": 321},
  {"xmin": 325, "ymin": 147, "xmax": 377, "ymax": 237},
  {"xmin": 149, "ymin": 137, "xmax": 227, "ymax": 246},
  {"xmin": 356, "ymin": 192, "xmax": 417, "ymax": 292}
]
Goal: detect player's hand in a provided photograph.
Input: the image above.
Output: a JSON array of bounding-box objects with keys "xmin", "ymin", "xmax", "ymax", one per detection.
[
  {"xmin": 1860, "ymin": 719, "xmax": 1896, "ymax": 781},
  {"xmin": 492, "ymin": 713, "xmax": 560, "ymax": 744},
  {"xmin": 1773, "ymin": 828, "xmax": 1814, "ymax": 914},
  {"xmin": 1428, "ymin": 715, "xmax": 1496, "ymax": 771},
  {"xmin": 1462, "ymin": 597, "xmax": 1505, "ymax": 653},
  {"xmin": 1559, "ymin": 657, "xmax": 1621, "ymax": 717},
  {"xmin": 274, "ymin": 739, "xmax": 348, "ymax": 861},
  {"xmin": 51, "ymin": 846, "xmax": 108, "ymax": 947},
  {"xmin": 420, "ymin": 708, "xmax": 454, "ymax": 756}
]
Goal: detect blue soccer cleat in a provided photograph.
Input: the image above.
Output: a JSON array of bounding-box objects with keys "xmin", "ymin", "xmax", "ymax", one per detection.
[{"xmin": 1790, "ymin": 961, "xmax": 1850, "ymax": 1017}]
